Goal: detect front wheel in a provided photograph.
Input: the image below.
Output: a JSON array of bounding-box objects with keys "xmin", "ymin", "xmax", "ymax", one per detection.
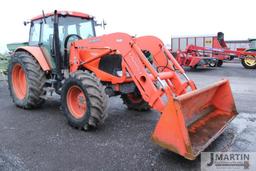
[
  {"xmin": 61, "ymin": 71, "xmax": 108, "ymax": 130},
  {"xmin": 209, "ymin": 60, "xmax": 217, "ymax": 67}
]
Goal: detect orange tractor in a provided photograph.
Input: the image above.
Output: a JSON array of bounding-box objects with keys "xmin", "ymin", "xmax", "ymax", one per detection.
[{"xmin": 7, "ymin": 10, "xmax": 238, "ymax": 160}]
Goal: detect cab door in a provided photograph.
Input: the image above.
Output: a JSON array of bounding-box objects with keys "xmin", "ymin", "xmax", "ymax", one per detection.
[
  {"xmin": 29, "ymin": 17, "xmax": 55, "ymax": 69},
  {"xmin": 40, "ymin": 17, "xmax": 55, "ymax": 69}
]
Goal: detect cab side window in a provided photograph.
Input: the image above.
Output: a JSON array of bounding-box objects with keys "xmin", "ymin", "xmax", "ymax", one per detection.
[
  {"xmin": 41, "ymin": 17, "xmax": 54, "ymax": 54},
  {"xmin": 29, "ymin": 21, "xmax": 41, "ymax": 46},
  {"xmin": 41, "ymin": 17, "xmax": 54, "ymax": 45}
]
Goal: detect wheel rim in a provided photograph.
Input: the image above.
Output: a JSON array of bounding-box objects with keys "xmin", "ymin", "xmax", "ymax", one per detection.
[
  {"xmin": 127, "ymin": 93, "xmax": 143, "ymax": 104},
  {"xmin": 244, "ymin": 56, "xmax": 256, "ymax": 66},
  {"xmin": 209, "ymin": 62, "xmax": 216, "ymax": 67},
  {"xmin": 67, "ymin": 85, "xmax": 87, "ymax": 119},
  {"xmin": 12, "ymin": 64, "xmax": 27, "ymax": 100}
]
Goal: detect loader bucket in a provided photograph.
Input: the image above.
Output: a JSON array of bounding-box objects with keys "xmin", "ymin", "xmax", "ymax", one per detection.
[{"xmin": 152, "ymin": 79, "xmax": 237, "ymax": 160}]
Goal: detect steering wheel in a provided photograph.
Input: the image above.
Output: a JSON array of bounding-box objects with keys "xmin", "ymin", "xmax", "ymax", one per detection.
[
  {"xmin": 64, "ymin": 34, "xmax": 82, "ymax": 68},
  {"xmin": 64, "ymin": 34, "xmax": 82, "ymax": 50},
  {"xmin": 87, "ymin": 34, "xmax": 93, "ymax": 38}
]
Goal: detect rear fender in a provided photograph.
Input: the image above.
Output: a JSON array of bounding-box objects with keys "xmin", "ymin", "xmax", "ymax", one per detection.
[{"xmin": 15, "ymin": 46, "xmax": 51, "ymax": 71}]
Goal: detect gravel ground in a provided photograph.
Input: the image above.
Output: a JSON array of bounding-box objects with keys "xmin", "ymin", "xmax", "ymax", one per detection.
[{"xmin": 0, "ymin": 62, "xmax": 255, "ymax": 171}]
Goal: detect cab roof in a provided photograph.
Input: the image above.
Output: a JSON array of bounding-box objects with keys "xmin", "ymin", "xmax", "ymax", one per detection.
[{"xmin": 31, "ymin": 11, "xmax": 93, "ymax": 21}]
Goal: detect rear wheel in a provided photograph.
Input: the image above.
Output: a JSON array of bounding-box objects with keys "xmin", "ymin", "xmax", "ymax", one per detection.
[
  {"xmin": 121, "ymin": 91, "xmax": 151, "ymax": 111},
  {"xmin": 241, "ymin": 55, "xmax": 256, "ymax": 69},
  {"xmin": 8, "ymin": 52, "xmax": 46, "ymax": 108},
  {"xmin": 216, "ymin": 60, "xmax": 223, "ymax": 67},
  {"xmin": 61, "ymin": 71, "xmax": 108, "ymax": 130}
]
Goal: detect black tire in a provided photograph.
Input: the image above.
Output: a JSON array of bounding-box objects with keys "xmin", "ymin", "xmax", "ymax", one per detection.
[
  {"xmin": 61, "ymin": 70, "xmax": 108, "ymax": 130},
  {"xmin": 217, "ymin": 60, "xmax": 223, "ymax": 67},
  {"xmin": 190, "ymin": 64, "xmax": 198, "ymax": 70},
  {"xmin": 121, "ymin": 92, "xmax": 151, "ymax": 111},
  {"xmin": 241, "ymin": 50, "xmax": 256, "ymax": 69},
  {"xmin": 241, "ymin": 58, "xmax": 256, "ymax": 69},
  {"xmin": 8, "ymin": 51, "xmax": 46, "ymax": 108}
]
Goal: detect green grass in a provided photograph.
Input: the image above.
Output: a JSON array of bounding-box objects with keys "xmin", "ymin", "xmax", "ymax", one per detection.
[{"xmin": 0, "ymin": 54, "xmax": 9, "ymax": 74}]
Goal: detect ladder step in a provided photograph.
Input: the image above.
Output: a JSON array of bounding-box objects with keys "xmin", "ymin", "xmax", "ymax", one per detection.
[
  {"xmin": 43, "ymin": 87, "xmax": 55, "ymax": 92},
  {"xmin": 45, "ymin": 79, "xmax": 57, "ymax": 84}
]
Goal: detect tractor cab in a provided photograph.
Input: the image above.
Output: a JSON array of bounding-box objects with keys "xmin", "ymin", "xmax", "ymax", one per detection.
[
  {"xmin": 29, "ymin": 11, "xmax": 96, "ymax": 68},
  {"xmin": 248, "ymin": 39, "xmax": 256, "ymax": 49}
]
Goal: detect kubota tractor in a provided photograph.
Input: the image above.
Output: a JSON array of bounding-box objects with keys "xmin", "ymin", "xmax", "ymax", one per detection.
[{"xmin": 7, "ymin": 10, "xmax": 238, "ymax": 160}]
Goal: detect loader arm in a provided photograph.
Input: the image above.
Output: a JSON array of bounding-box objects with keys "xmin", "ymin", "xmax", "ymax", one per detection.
[
  {"xmin": 70, "ymin": 32, "xmax": 238, "ymax": 160},
  {"xmin": 70, "ymin": 33, "xmax": 196, "ymax": 110}
]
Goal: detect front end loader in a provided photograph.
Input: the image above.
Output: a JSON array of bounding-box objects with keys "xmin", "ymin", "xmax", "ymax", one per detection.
[{"xmin": 7, "ymin": 10, "xmax": 238, "ymax": 160}]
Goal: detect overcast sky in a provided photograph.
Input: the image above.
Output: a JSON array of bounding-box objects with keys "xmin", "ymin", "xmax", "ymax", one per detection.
[{"xmin": 0, "ymin": 0, "xmax": 255, "ymax": 53}]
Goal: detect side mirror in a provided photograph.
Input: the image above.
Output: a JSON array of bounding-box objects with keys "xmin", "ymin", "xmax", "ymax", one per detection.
[
  {"xmin": 23, "ymin": 21, "xmax": 30, "ymax": 26},
  {"xmin": 102, "ymin": 20, "xmax": 107, "ymax": 29},
  {"xmin": 95, "ymin": 19, "xmax": 107, "ymax": 30}
]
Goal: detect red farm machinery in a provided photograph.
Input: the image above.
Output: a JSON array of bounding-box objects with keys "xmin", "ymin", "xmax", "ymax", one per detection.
[
  {"xmin": 171, "ymin": 32, "xmax": 256, "ymax": 69},
  {"xmin": 175, "ymin": 45, "xmax": 256, "ymax": 69},
  {"xmin": 171, "ymin": 32, "xmax": 228, "ymax": 69}
]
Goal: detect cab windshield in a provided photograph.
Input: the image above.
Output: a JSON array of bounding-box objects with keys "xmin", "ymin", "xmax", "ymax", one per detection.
[{"xmin": 58, "ymin": 16, "xmax": 96, "ymax": 41}]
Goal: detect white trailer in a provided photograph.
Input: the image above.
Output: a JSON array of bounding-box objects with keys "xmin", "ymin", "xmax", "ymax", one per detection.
[{"xmin": 171, "ymin": 32, "xmax": 227, "ymax": 52}]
